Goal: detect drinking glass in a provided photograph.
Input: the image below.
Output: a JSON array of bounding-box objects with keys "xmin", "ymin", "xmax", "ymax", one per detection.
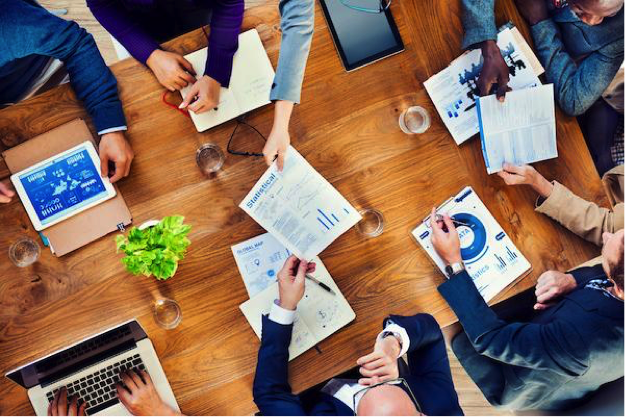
[
  {"xmin": 9, "ymin": 236, "xmax": 41, "ymax": 267},
  {"xmin": 153, "ymin": 298, "xmax": 182, "ymax": 330},
  {"xmin": 196, "ymin": 143, "xmax": 225, "ymax": 175},
  {"xmin": 356, "ymin": 209, "xmax": 385, "ymax": 238},
  {"xmin": 399, "ymin": 106, "xmax": 431, "ymax": 134}
]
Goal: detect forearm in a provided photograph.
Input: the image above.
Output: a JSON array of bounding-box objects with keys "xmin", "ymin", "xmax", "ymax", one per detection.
[
  {"xmin": 536, "ymin": 181, "xmax": 618, "ymax": 246},
  {"xmin": 531, "ymin": 19, "xmax": 621, "ymax": 116},
  {"xmin": 87, "ymin": 0, "xmax": 160, "ymax": 64},
  {"xmin": 270, "ymin": 0, "xmax": 314, "ymax": 103},
  {"xmin": 273, "ymin": 100, "xmax": 294, "ymax": 131},
  {"xmin": 461, "ymin": 0, "xmax": 497, "ymax": 50},
  {"xmin": 205, "ymin": 0, "xmax": 244, "ymax": 87}
]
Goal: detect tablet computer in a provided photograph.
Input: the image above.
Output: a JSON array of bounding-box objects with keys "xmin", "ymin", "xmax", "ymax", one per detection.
[
  {"xmin": 319, "ymin": 0, "xmax": 404, "ymax": 72},
  {"xmin": 11, "ymin": 141, "xmax": 116, "ymax": 231}
]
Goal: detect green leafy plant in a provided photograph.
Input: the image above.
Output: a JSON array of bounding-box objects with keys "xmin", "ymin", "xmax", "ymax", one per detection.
[{"xmin": 115, "ymin": 216, "xmax": 191, "ymax": 280}]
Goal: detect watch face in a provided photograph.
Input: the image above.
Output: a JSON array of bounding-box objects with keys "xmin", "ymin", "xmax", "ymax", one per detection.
[{"xmin": 445, "ymin": 265, "xmax": 453, "ymax": 277}]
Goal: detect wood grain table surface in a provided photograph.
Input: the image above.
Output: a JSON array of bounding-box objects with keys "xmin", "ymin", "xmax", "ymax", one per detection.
[{"xmin": 0, "ymin": 0, "xmax": 606, "ymax": 415}]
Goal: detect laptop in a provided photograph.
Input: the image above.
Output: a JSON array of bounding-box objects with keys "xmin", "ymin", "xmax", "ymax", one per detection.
[{"xmin": 5, "ymin": 320, "xmax": 179, "ymax": 416}]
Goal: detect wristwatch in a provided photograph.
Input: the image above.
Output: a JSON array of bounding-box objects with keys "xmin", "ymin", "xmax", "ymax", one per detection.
[
  {"xmin": 445, "ymin": 261, "xmax": 465, "ymax": 278},
  {"xmin": 381, "ymin": 331, "xmax": 403, "ymax": 351}
]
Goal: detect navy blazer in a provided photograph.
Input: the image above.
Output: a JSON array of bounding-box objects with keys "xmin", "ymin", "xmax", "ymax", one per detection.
[
  {"xmin": 253, "ymin": 313, "xmax": 463, "ymax": 416},
  {"xmin": 438, "ymin": 265, "xmax": 624, "ymax": 410}
]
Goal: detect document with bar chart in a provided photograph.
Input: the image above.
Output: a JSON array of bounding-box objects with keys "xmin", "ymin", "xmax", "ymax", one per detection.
[
  {"xmin": 240, "ymin": 146, "xmax": 362, "ymax": 260},
  {"xmin": 411, "ymin": 186, "xmax": 532, "ymax": 302}
]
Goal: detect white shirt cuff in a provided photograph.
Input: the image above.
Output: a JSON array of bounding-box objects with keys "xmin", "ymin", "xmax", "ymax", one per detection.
[
  {"xmin": 98, "ymin": 126, "xmax": 128, "ymax": 135},
  {"xmin": 377, "ymin": 322, "xmax": 410, "ymax": 358},
  {"xmin": 268, "ymin": 300, "xmax": 296, "ymax": 325}
]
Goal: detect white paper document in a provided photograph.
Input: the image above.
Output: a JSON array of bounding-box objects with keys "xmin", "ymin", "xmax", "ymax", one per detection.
[
  {"xmin": 424, "ymin": 27, "xmax": 543, "ymax": 145},
  {"xmin": 412, "ymin": 186, "xmax": 532, "ymax": 302},
  {"xmin": 239, "ymin": 147, "xmax": 362, "ymax": 260},
  {"xmin": 232, "ymin": 232, "xmax": 292, "ymax": 297},
  {"xmin": 181, "ymin": 29, "xmax": 275, "ymax": 132},
  {"xmin": 478, "ymin": 84, "xmax": 557, "ymax": 174},
  {"xmin": 240, "ymin": 258, "xmax": 356, "ymax": 360}
]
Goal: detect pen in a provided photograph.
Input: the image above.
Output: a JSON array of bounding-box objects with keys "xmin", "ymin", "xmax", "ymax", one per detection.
[
  {"xmin": 435, "ymin": 213, "xmax": 470, "ymax": 227},
  {"xmin": 305, "ymin": 274, "xmax": 336, "ymax": 296}
]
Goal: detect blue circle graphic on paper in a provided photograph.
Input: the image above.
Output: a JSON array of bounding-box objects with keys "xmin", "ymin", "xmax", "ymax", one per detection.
[{"xmin": 453, "ymin": 212, "xmax": 487, "ymax": 261}]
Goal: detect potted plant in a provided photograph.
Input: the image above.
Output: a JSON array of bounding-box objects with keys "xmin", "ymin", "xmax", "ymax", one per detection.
[{"xmin": 115, "ymin": 215, "xmax": 192, "ymax": 280}]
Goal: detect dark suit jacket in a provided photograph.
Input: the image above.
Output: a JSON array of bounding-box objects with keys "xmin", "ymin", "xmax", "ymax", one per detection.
[
  {"xmin": 252, "ymin": 313, "xmax": 463, "ymax": 416},
  {"xmin": 438, "ymin": 265, "xmax": 624, "ymax": 410}
]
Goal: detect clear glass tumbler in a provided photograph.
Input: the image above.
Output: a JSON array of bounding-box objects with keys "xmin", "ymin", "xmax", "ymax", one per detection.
[
  {"xmin": 153, "ymin": 298, "xmax": 182, "ymax": 330},
  {"xmin": 399, "ymin": 106, "xmax": 431, "ymax": 134},
  {"xmin": 356, "ymin": 209, "xmax": 385, "ymax": 238},
  {"xmin": 196, "ymin": 143, "xmax": 225, "ymax": 175},
  {"xmin": 9, "ymin": 236, "xmax": 41, "ymax": 267}
]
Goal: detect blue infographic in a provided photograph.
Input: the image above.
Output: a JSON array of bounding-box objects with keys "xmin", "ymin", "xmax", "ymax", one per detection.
[
  {"xmin": 412, "ymin": 186, "xmax": 532, "ymax": 302},
  {"xmin": 19, "ymin": 147, "xmax": 107, "ymax": 225}
]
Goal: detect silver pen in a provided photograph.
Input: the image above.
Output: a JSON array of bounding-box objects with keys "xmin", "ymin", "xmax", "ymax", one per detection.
[{"xmin": 305, "ymin": 274, "xmax": 336, "ymax": 296}]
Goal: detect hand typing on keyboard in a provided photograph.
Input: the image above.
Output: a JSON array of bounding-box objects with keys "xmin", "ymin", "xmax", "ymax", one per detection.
[
  {"xmin": 117, "ymin": 369, "xmax": 183, "ymax": 416},
  {"xmin": 48, "ymin": 387, "xmax": 86, "ymax": 416}
]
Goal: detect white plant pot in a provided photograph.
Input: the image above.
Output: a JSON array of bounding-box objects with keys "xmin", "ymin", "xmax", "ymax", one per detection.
[{"xmin": 138, "ymin": 219, "xmax": 160, "ymax": 230}]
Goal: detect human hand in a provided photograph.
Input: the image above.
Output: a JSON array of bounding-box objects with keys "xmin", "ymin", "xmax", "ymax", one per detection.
[
  {"xmin": 356, "ymin": 335, "xmax": 401, "ymax": 386},
  {"xmin": 179, "ymin": 75, "xmax": 221, "ymax": 114},
  {"xmin": 99, "ymin": 131, "xmax": 134, "ymax": 183},
  {"xmin": 478, "ymin": 40, "xmax": 510, "ymax": 101},
  {"xmin": 117, "ymin": 369, "xmax": 179, "ymax": 416},
  {"xmin": 48, "ymin": 387, "xmax": 86, "ymax": 416},
  {"xmin": 0, "ymin": 180, "xmax": 15, "ymax": 203},
  {"xmin": 430, "ymin": 207, "xmax": 462, "ymax": 265},
  {"xmin": 146, "ymin": 49, "xmax": 196, "ymax": 92},
  {"xmin": 534, "ymin": 270, "xmax": 577, "ymax": 310},
  {"xmin": 497, "ymin": 163, "xmax": 554, "ymax": 198},
  {"xmin": 277, "ymin": 255, "xmax": 316, "ymax": 311},
  {"xmin": 263, "ymin": 100, "xmax": 294, "ymax": 171},
  {"xmin": 514, "ymin": 0, "xmax": 549, "ymax": 26}
]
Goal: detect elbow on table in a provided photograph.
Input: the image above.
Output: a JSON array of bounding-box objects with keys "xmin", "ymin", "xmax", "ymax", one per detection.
[{"xmin": 555, "ymin": 89, "xmax": 591, "ymax": 117}]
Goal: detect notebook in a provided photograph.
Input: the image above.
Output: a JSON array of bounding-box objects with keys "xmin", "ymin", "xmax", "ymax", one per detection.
[
  {"xmin": 240, "ymin": 257, "xmax": 356, "ymax": 360},
  {"xmin": 424, "ymin": 26, "xmax": 544, "ymax": 145},
  {"xmin": 411, "ymin": 186, "xmax": 531, "ymax": 302},
  {"xmin": 181, "ymin": 28, "xmax": 275, "ymax": 132},
  {"xmin": 477, "ymin": 84, "xmax": 557, "ymax": 174},
  {"xmin": 2, "ymin": 119, "xmax": 132, "ymax": 256}
]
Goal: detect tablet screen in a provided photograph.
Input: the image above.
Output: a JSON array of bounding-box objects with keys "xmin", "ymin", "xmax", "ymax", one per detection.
[
  {"xmin": 18, "ymin": 146, "xmax": 108, "ymax": 226},
  {"xmin": 320, "ymin": 1, "xmax": 403, "ymax": 71}
]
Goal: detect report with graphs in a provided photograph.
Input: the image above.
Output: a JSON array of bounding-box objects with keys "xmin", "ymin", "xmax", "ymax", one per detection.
[{"xmin": 239, "ymin": 147, "xmax": 362, "ymax": 260}]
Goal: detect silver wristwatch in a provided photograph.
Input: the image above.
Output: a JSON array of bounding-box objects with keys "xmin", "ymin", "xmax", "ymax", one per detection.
[{"xmin": 445, "ymin": 261, "xmax": 465, "ymax": 278}]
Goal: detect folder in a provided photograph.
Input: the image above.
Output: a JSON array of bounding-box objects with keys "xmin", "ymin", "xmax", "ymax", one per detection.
[{"xmin": 2, "ymin": 119, "xmax": 132, "ymax": 256}]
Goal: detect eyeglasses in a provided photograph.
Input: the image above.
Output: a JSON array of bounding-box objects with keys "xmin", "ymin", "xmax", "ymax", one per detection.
[
  {"xmin": 352, "ymin": 378, "xmax": 421, "ymax": 415},
  {"xmin": 227, "ymin": 115, "xmax": 266, "ymax": 157},
  {"xmin": 339, "ymin": 0, "xmax": 391, "ymax": 14}
]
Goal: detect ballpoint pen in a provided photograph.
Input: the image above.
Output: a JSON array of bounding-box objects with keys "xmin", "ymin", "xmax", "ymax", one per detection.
[
  {"xmin": 305, "ymin": 274, "xmax": 336, "ymax": 296},
  {"xmin": 435, "ymin": 213, "xmax": 470, "ymax": 227}
]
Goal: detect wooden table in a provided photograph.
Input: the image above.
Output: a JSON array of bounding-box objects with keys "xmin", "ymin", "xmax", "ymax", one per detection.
[{"xmin": 0, "ymin": 1, "xmax": 606, "ymax": 415}]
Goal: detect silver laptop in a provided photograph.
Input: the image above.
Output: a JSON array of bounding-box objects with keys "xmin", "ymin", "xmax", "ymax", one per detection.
[{"xmin": 5, "ymin": 320, "xmax": 179, "ymax": 416}]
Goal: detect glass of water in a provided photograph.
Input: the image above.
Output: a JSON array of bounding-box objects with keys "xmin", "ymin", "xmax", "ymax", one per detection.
[
  {"xmin": 153, "ymin": 298, "xmax": 182, "ymax": 330},
  {"xmin": 399, "ymin": 106, "xmax": 431, "ymax": 134},
  {"xmin": 196, "ymin": 143, "xmax": 225, "ymax": 175},
  {"xmin": 356, "ymin": 209, "xmax": 385, "ymax": 238},
  {"xmin": 9, "ymin": 236, "xmax": 41, "ymax": 267}
]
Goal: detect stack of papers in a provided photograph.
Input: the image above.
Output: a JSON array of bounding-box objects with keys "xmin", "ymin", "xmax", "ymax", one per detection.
[
  {"xmin": 424, "ymin": 27, "xmax": 543, "ymax": 145},
  {"xmin": 477, "ymin": 84, "xmax": 557, "ymax": 174}
]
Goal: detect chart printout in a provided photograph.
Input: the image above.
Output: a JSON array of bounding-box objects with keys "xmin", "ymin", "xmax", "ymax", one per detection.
[{"xmin": 239, "ymin": 147, "xmax": 362, "ymax": 260}]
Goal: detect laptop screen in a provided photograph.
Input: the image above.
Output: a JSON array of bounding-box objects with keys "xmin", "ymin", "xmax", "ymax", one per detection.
[{"xmin": 5, "ymin": 320, "xmax": 146, "ymax": 389}]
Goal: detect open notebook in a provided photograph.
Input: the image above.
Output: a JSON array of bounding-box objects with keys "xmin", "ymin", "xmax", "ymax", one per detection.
[
  {"xmin": 181, "ymin": 29, "xmax": 275, "ymax": 132},
  {"xmin": 240, "ymin": 258, "xmax": 356, "ymax": 360}
]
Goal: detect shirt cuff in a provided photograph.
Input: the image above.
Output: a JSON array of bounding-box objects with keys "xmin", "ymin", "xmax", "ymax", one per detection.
[
  {"xmin": 98, "ymin": 126, "xmax": 127, "ymax": 136},
  {"xmin": 377, "ymin": 322, "xmax": 410, "ymax": 358},
  {"xmin": 269, "ymin": 300, "xmax": 296, "ymax": 325}
]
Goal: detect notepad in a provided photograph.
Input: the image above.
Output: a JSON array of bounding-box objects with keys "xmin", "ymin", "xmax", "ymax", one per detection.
[
  {"xmin": 181, "ymin": 29, "xmax": 275, "ymax": 132},
  {"xmin": 412, "ymin": 186, "xmax": 531, "ymax": 302},
  {"xmin": 477, "ymin": 84, "xmax": 557, "ymax": 174},
  {"xmin": 240, "ymin": 257, "xmax": 356, "ymax": 360}
]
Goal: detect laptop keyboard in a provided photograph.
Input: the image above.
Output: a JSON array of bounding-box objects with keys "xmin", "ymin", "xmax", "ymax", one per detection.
[{"xmin": 46, "ymin": 353, "xmax": 145, "ymax": 415}]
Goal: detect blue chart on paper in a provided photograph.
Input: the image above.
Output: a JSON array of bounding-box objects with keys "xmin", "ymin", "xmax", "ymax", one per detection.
[
  {"xmin": 453, "ymin": 212, "xmax": 488, "ymax": 263},
  {"xmin": 316, "ymin": 207, "xmax": 350, "ymax": 232},
  {"xmin": 19, "ymin": 148, "xmax": 107, "ymax": 225}
]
